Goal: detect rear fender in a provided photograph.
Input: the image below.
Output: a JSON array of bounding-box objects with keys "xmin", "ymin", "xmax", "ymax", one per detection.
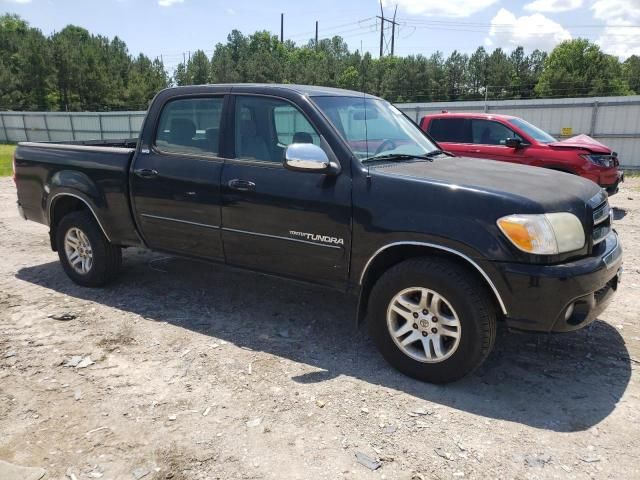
[{"xmin": 47, "ymin": 171, "xmax": 111, "ymax": 246}]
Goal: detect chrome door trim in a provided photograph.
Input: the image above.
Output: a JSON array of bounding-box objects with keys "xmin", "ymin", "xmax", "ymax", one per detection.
[
  {"xmin": 223, "ymin": 227, "xmax": 342, "ymax": 249},
  {"xmin": 140, "ymin": 213, "xmax": 220, "ymax": 230},
  {"xmin": 140, "ymin": 215, "xmax": 342, "ymax": 249},
  {"xmin": 359, "ymin": 241, "xmax": 508, "ymax": 315},
  {"xmin": 48, "ymin": 192, "xmax": 112, "ymax": 242}
]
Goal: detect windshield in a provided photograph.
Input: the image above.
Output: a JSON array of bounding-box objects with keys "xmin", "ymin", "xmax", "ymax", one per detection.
[
  {"xmin": 312, "ymin": 96, "xmax": 439, "ymax": 161},
  {"xmin": 508, "ymin": 117, "xmax": 556, "ymax": 144}
]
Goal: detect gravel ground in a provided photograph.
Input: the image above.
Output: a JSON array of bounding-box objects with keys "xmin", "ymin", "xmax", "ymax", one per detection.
[{"xmin": 1, "ymin": 176, "xmax": 639, "ymax": 480}]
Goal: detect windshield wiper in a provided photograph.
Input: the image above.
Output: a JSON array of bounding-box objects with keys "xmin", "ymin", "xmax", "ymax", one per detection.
[{"xmin": 361, "ymin": 151, "xmax": 445, "ymax": 163}]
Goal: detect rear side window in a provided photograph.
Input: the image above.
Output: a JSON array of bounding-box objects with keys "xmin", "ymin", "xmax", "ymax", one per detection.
[
  {"xmin": 471, "ymin": 119, "xmax": 521, "ymax": 145},
  {"xmin": 428, "ymin": 118, "xmax": 471, "ymax": 143},
  {"xmin": 155, "ymin": 97, "xmax": 224, "ymax": 156}
]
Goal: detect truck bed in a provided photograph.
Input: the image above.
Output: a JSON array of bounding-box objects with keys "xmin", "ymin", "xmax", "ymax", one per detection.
[{"xmin": 14, "ymin": 140, "xmax": 141, "ymax": 247}]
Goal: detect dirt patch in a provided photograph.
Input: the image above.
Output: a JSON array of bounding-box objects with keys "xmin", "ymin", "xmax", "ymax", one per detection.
[{"xmin": 0, "ymin": 177, "xmax": 639, "ymax": 479}]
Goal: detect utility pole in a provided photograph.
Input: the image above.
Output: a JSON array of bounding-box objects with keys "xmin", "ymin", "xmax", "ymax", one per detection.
[
  {"xmin": 377, "ymin": 2, "xmax": 399, "ymax": 58},
  {"xmin": 315, "ymin": 21, "xmax": 319, "ymax": 51},
  {"xmin": 280, "ymin": 13, "xmax": 284, "ymax": 43},
  {"xmin": 391, "ymin": 5, "xmax": 398, "ymax": 56}
]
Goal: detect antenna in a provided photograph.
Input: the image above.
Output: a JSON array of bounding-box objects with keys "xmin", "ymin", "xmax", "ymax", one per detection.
[{"xmin": 378, "ymin": 1, "xmax": 384, "ymax": 58}]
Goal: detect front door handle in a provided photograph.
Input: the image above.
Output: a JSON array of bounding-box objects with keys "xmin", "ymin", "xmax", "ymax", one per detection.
[
  {"xmin": 134, "ymin": 168, "xmax": 159, "ymax": 179},
  {"xmin": 228, "ymin": 179, "xmax": 256, "ymax": 192}
]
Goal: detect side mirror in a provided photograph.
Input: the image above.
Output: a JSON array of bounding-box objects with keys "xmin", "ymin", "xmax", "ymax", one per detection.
[
  {"xmin": 504, "ymin": 138, "xmax": 522, "ymax": 149},
  {"xmin": 284, "ymin": 143, "xmax": 331, "ymax": 173}
]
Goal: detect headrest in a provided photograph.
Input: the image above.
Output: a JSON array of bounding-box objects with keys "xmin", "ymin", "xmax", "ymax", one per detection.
[
  {"xmin": 292, "ymin": 131, "xmax": 313, "ymax": 144},
  {"xmin": 170, "ymin": 118, "xmax": 196, "ymax": 144},
  {"xmin": 240, "ymin": 119, "xmax": 257, "ymax": 137}
]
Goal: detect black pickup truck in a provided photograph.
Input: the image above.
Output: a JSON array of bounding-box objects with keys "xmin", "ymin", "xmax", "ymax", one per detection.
[{"xmin": 14, "ymin": 84, "xmax": 623, "ymax": 383}]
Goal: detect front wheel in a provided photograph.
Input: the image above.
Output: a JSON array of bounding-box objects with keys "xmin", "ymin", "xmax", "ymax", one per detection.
[
  {"xmin": 56, "ymin": 211, "xmax": 122, "ymax": 287},
  {"xmin": 368, "ymin": 257, "xmax": 496, "ymax": 383}
]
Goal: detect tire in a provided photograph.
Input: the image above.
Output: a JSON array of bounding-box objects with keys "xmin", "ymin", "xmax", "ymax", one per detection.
[
  {"xmin": 55, "ymin": 211, "xmax": 122, "ymax": 287},
  {"xmin": 368, "ymin": 257, "xmax": 496, "ymax": 384}
]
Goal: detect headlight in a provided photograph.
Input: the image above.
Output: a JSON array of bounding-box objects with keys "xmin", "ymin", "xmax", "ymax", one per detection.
[
  {"xmin": 497, "ymin": 213, "xmax": 585, "ymax": 255},
  {"xmin": 580, "ymin": 154, "xmax": 612, "ymax": 167}
]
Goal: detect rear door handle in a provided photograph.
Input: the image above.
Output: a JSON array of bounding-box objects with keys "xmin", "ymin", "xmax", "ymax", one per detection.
[
  {"xmin": 228, "ymin": 179, "xmax": 256, "ymax": 192},
  {"xmin": 134, "ymin": 168, "xmax": 159, "ymax": 179}
]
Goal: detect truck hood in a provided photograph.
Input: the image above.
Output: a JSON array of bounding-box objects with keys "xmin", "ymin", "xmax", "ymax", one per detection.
[
  {"xmin": 370, "ymin": 155, "xmax": 602, "ymax": 211},
  {"xmin": 548, "ymin": 134, "xmax": 611, "ymax": 154}
]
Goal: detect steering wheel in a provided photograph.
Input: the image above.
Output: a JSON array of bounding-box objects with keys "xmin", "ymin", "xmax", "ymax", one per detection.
[{"xmin": 373, "ymin": 139, "xmax": 396, "ymax": 156}]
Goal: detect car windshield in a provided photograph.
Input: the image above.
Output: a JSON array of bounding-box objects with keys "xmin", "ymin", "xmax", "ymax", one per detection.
[
  {"xmin": 508, "ymin": 117, "xmax": 556, "ymax": 144},
  {"xmin": 312, "ymin": 96, "xmax": 439, "ymax": 161}
]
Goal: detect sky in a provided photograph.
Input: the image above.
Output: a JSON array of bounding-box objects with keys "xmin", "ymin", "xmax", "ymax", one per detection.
[{"xmin": 2, "ymin": 0, "xmax": 639, "ymax": 71}]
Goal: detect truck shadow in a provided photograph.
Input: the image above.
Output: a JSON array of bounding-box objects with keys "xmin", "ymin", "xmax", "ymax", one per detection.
[
  {"xmin": 612, "ymin": 207, "xmax": 626, "ymax": 221},
  {"xmin": 16, "ymin": 249, "xmax": 632, "ymax": 433}
]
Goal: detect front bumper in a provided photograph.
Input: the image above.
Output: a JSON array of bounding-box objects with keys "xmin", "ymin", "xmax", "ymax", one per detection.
[
  {"xmin": 603, "ymin": 171, "xmax": 624, "ymax": 195},
  {"xmin": 495, "ymin": 231, "xmax": 622, "ymax": 333}
]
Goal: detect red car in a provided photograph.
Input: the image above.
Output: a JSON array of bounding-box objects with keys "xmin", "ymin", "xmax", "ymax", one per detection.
[{"xmin": 420, "ymin": 112, "xmax": 624, "ymax": 195}]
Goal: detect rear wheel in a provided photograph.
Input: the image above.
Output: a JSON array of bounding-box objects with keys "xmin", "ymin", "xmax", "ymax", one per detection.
[
  {"xmin": 55, "ymin": 211, "xmax": 121, "ymax": 287},
  {"xmin": 368, "ymin": 257, "xmax": 496, "ymax": 383}
]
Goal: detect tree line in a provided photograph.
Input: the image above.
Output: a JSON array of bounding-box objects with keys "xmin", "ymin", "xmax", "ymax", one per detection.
[{"xmin": 1, "ymin": 13, "xmax": 640, "ymax": 112}]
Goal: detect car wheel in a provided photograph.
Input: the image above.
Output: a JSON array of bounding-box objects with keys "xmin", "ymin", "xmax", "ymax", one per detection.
[
  {"xmin": 368, "ymin": 257, "xmax": 496, "ymax": 383},
  {"xmin": 56, "ymin": 211, "xmax": 122, "ymax": 287}
]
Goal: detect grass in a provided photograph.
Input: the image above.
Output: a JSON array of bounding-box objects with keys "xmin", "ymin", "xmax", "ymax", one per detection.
[{"xmin": 0, "ymin": 144, "xmax": 16, "ymax": 177}]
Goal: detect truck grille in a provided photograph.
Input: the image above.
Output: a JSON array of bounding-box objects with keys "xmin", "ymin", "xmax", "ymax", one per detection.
[{"xmin": 592, "ymin": 199, "xmax": 611, "ymax": 246}]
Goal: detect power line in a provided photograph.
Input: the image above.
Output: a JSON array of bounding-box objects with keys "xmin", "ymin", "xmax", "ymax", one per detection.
[
  {"xmin": 398, "ymin": 18, "xmax": 640, "ymax": 28},
  {"xmin": 287, "ymin": 17, "xmax": 375, "ymax": 39}
]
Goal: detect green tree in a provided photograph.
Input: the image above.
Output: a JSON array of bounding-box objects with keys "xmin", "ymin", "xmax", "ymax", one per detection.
[
  {"xmin": 2, "ymin": 13, "xmax": 640, "ymax": 112},
  {"xmin": 486, "ymin": 48, "xmax": 512, "ymax": 98},
  {"xmin": 468, "ymin": 47, "xmax": 488, "ymax": 98},
  {"xmin": 623, "ymin": 55, "xmax": 640, "ymax": 93},
  {"xmin": 0, "ymin": 14, "xmax": 53, "ymax": 110},
  {"xmin": 535, "ymin": 39, "xmax": 630, "ymax": 97},
  {"xmin": 127, "ymin": 54, "xmax": 169, "ymax": 108},
  {"xmin": 445, "ymin": 50, "xmax": 468, "ymax": 100},
  {"xmin": 188, "ymin": 50, "xmax": 211, "ymax": 85},
  {"xmin": 337, "ymin": 65, "xmax": 360, "ymax": 90}
]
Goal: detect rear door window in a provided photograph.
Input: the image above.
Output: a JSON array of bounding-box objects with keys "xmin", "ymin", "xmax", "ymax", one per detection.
[
  {"xmin": 155, "ymin": 97, "xmax": 224, "ymax": 156},
  {"xmin": 427, "ymin": 118, "xmax": 471, "ymax": 143}
]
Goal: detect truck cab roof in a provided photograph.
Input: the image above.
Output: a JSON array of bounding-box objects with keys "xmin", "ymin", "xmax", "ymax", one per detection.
[
  {"xmin": 162, "ymin": 83, "xmax": 379, "ymax": 99},
  {"xmin": 423, "ymin": 112, "xmax": 518, "ymax": 121}
]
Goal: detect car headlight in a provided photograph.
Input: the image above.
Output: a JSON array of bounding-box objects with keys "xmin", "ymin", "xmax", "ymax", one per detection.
[
  {"xmin": 580, "ymin": 153, "xmax": 612, "ymax": 167},
  {"xmin": 497, "ymin": 213, "xmax": 585, "ymax": 255}
]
